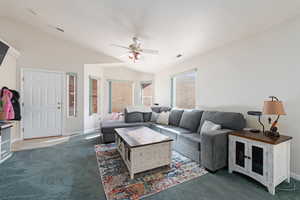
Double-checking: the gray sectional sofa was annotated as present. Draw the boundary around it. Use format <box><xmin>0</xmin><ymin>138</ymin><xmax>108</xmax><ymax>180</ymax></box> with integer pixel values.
<box><xmin>100</xmin><ymin>106</ymin><xmax>246</xmax><ymax>172</ymax></box>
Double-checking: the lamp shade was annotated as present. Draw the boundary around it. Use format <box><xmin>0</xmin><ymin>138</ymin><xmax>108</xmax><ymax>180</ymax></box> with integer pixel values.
<box><xmin>263</xmin><ymin>101</ymin><xmax>286</xmax><ymax>115</ymax></box>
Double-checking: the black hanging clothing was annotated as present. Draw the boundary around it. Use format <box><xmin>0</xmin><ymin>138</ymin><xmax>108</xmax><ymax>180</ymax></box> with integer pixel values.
<box><xmin>10</xmin><ymin>89</ymin><xmax>21</xmax><ymax>120</ymax></box>
<box><xmin>0</xmin><ymin>86</ymin><xmax>8</xmax><ymax>97</ymax></box>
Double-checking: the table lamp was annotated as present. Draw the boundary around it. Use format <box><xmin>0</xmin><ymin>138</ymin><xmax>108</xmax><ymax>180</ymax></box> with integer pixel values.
<box><xmin>247</xmin><ymin>111</ymin><xmax>265</xmax><ymax>133</ymax></box>
<box><xmin>262</xmin><ymin>96</ymin><xmax>286</xmax><ymax>137</ymax></box>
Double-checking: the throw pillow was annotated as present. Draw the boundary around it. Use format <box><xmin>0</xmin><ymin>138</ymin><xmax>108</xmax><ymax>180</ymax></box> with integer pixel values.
<box><xmin>143</xmin><ymin>112</ymin><xmax>152</xmax><ymax>122</ymax></box>
<box><xmin>156</xmin><ymin>111</ymin><xmax>170</xmax><ymax>125</ymax></box>
<box><xmin>124</xmin><ymin>109</ymin><xmax>144</xmax><ymax>123</ymax></box>
<box><xmin>150</xmin><ymin>112</ymin><xmax>159</xmax><ymax>122</ymax></box>
<box><xmin>179</xmin><ymin>110</ymin><xmax>203</xmax><ymax>132</ymax></box>
<box><xmin>200</xmin><ymin>120</ymin><xmax>221</xmax><ymax>136</ymax></box>
<box><xmin>160</xmin><ymin>106</ymin><xmax>171</xmax><ymax>112</ymax></box>
<box><xmin>151</xmin><ymin>107</ymin><xmax>161</xmax><ymax>113</ymax></box>
<box><xmin>169</xmin><ymin>109</ymin><xmax>184</xmax><ymax>126</ymax></box>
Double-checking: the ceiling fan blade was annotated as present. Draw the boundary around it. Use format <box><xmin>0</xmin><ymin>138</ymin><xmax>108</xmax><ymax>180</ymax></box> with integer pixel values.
<box><xmin>111</xmin><ymin>44</ymin><xmax>130</xmax><ymax>50</ymax></box>
<box><xmin>140</xmin><ymin>49</ymin><xmax>159</xmax><ymax>55</ymax></box>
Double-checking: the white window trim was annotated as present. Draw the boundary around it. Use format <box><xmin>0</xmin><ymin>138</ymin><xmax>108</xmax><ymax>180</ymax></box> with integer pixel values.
<box><xmin>140</xmin><ymin>81</ymin><xmax>153</xmax><ymax>106</ymax></box>
<box><xmin>171</xmin><ymin>69</ymin><xmax>197</xmax><ymax>109</ymax></box>
<box><xmin>67</xmin><ymin>72</ymin><xmax>78</xmax><ymax>118</ymax></box>
<box><xmin>89</xmin><ymin>76</ymin><xmax>101</xmax><ymax>116</ymax></box>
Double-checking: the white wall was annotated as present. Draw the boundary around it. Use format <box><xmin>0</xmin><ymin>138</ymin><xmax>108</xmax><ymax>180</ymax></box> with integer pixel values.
<box><xmin>0</xmin><ymin>38</ymin><xmax>20</xmax><ymax>142</ymax></box>
<box><xmin>155</xmin><ymin>16</ymin><xmax>300</xmax><ymax>178</ymax></box>
<box><xmin>0</xmin><ymin>18</ymin><xmax>119</xmax><ymax>139</ymax></box>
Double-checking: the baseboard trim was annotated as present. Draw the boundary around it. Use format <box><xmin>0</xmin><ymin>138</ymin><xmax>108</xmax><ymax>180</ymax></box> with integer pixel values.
<box><xmin>11</xmin><ymin>138</ymin><xmax>22</xmax><ymax>144</ymax></box>
<box><xmin>291</xmin><ymin>172</ymin><xmax>300</xmax><ymax>181</ymax></box>
<box><xmin>63</xmin><ymin>130</ymin><xmax>84</xmax><ymax>136</ymax></box>
<box><xmin>84</xmin><ymin>128</ymin><xmax>100</xmax><ymax>134</ymax></box>
<box><xmin>0</xmin><ymin>153</ymin><xmax>13</xmax><ymax>164</ymax></box>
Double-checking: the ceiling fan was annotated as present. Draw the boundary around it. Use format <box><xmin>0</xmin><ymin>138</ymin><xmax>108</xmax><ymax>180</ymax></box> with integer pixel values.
<box><xmin>111</xmin><ymin>37</ymin><xmax>159</xmax><ymax>62</ymax></box>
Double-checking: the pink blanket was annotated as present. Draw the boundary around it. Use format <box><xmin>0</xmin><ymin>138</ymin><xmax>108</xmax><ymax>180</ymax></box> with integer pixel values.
<box><xmin>2</xmin><ymin>89</ymin><xmax>15</xmax><ymax>120</ymax></box>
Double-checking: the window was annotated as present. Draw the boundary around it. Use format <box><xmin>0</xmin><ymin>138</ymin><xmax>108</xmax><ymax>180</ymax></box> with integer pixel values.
<box><xmin>67</xmin><ymin>73</ymin><xmax>77</xmax><ymax>117</ymax></box>
<box><xmin>171</xmin><ymin>70</ymin><xmax>196</xmax><ymax>109</ymax></box>
<box><xmin>141</xmin><ymin>81</ymin><xmax>153</xmax><ymax>106</ymax></box>
<box><xmin>89</xmin><ymin>77</ymin><xmax>100</xmax><ymax>115</ymax></box>
<box><xmin>109</xmin><ymin>80</ymin><xmax>134</xmax><ymax>113</ymax></box>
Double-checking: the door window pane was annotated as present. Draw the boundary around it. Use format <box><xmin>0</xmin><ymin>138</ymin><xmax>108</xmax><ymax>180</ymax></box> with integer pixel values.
<box><xmin>67</xmin><ymin>73</ymin><xmax>77</xmax><ymax>117</ymax></box>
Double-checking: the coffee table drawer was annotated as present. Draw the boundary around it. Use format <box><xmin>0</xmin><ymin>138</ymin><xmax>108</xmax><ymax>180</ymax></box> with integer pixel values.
<box><xmin>131</xmin><ymin>142</ymin><xmax>172</xmax><ymax>173</ymax></box>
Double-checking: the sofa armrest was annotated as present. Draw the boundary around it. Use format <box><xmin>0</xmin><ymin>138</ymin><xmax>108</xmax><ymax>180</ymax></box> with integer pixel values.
<box><xmin>201</xmin><ymin>129</ymin><xmax>233</xmax><ymax>172</ymax></box>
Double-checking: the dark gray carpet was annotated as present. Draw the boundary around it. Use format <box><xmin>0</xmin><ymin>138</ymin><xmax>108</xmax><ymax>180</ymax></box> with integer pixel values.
<box><xmin>0</xmin><ymin>133</ymin><xmax>299</xmax><ymax>200</ymax></box>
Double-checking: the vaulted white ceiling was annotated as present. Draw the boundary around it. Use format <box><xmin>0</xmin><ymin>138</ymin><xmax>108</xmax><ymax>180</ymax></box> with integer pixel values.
<box><xmin>1</xmin><ymin>0</ymin><xmax>300</xmax><ymax>73</ymax></box>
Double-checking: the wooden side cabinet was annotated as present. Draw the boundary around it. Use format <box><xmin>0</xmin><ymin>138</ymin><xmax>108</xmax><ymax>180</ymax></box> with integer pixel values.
<box><xmin>228</xmin><ymin>131</ymin><xmax>292</xmax><ymax>195</ymax></box>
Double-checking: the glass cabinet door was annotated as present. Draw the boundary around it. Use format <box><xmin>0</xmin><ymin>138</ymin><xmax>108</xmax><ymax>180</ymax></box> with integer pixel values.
<box><xmin>251</xmin><ymin>145</ymin><xmax>264</xmax><ymax>176</ymax></box>
<box><xmin>235</xmin><ymin>141</ymin><xmax>246</xmax><ymax>168</ymax></box>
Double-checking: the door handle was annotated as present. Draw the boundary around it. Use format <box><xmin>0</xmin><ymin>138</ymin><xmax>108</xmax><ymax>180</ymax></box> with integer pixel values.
<box><xmin>57</xmin><ymin>107</ymin><xmax>61</xmax><ymax>110</ymax></box>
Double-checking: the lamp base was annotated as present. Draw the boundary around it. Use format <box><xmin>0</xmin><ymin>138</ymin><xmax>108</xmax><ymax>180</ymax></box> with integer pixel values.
<box><xmin>265</xmin><ymin>131</ymin><xmax>280</xmax><ymax>138</ymax></box>
<box><xmin>249</xmin><ymin>129</ymin><xmax>260</xmax><ymax>133</ymax></box>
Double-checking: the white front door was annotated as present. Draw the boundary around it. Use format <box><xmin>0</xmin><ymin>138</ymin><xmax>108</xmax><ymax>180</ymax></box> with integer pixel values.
<box><xmin>23</xmin><ymin>69</ymin><xmax>63</xmax><ymax>139</ymax></box>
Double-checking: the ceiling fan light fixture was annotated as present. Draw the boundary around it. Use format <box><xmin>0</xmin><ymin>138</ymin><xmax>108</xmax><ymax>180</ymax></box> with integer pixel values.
<box><xmin>129</xmin><ymin>52</ymin><xmax>134</xmax><ymax>59</ymax></box>
<box><xmin>112</xmin><ymin>37</ymin><xmax>158</xmax><ymax>62</ymax></box>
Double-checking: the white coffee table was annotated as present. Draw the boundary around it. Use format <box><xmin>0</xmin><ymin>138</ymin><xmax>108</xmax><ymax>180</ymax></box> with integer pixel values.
<box><xmin>115</xmin><ymin>126</ymin><xmax>173</xmax><ymax>179</ymax></box>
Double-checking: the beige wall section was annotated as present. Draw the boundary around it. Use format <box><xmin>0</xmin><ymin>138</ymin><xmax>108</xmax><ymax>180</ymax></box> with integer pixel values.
<box><xmin>0</xmin><ymin>18</ymin><xmax>119</xmax><ymax>139</ymax></box>
<box><xmin>0</xmin><ymin>38</ymin><xmax>20</xmax><ymax>142</ymax></box>
<box><xmin>154</xmin><ymin>16</ymin><xmax>300</xmax><ymax>178</ymax></box>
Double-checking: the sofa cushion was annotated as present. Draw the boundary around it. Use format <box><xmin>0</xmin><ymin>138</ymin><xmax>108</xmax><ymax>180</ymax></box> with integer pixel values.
<box><xmin>125</xmin><ymin>112</ymin><xmax>144</xmax><ymax>123</ymax></box>
<box><xmin>150</xmin><ymin>112</ymin><xmax>159</xmax><ymax>122</ymax></box>
<box><xmin>158</xmin><ymin>125</ymin><xmax>191</xmax><ymax>135</ymax></box>
<box><xmin>169</xmin><ymin>109</ymin><xmax>184</xmax><ymax>126</ymax></box>
<box><xmin>179</xmin><ymin>133</ymin><xmax>201</xmax><ymax>143</ymax></box>
<box><xmin>101</xmin><ymin>120</ymin><xmax>149</xmax><ymax>134</ymax></box>
<box><xmin>151</xmin><ymin>106</ymin><xmax>161</xmax><ymax>113</ymax></box>
<box><xmin>156</xmin><ymin>111</ymin><xmax>170</xmax><ymax>125</ymax></box>
<box><xmin>200</xmin><ymin>120</ymin><xmax>221</xmax><ymax>136</ymax></box>
<box><xmin>179</xmin><ymin>110</ymin><xmax>203</xmax><ymax>132</ymax></box>
<box><xmin>160</xmin><ymin>106</ymin><xmax>172</xmax><ymax>112</ymax></box>
<box><xmin>198</xmin><ymin>111</ymin><xmax>246</xmax><ymax>132</ymax></box>
<box><xmin>176</xmin><ymin>133</ymin><xmax>201</xmax><ymax>162</ymax></box>
<box><xmin>143</xmin><ymin>112</ymin><xmax>152</xmax><ymax>122</ymax></box>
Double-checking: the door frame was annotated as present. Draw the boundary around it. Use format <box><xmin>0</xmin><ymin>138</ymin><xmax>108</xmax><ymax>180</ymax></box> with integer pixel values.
<box><xmin>20</xmin><ymin>68</ymin><xmax>65</xmax><ymax>140</ymax></box>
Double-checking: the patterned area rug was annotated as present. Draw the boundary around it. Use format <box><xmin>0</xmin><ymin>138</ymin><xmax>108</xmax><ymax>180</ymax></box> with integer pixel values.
<box><xmin>95</xmin><ymin>143</ymin><xmax>208</xmax><ymax>200</ymax></box>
